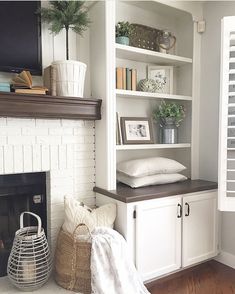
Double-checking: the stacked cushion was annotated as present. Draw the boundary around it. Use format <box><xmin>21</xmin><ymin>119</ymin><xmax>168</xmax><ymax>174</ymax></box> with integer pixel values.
<box><xmin>117</xmin><ymin>157</ymin><xmax>187</xmax><ymax>188</ymax></box>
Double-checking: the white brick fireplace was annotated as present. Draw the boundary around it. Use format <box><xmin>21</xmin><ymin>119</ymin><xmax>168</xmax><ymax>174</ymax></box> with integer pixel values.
<box><xmin>0</xmin><ymin>117</ymin><xmax>96</xmax><ymax>249</ymax></box>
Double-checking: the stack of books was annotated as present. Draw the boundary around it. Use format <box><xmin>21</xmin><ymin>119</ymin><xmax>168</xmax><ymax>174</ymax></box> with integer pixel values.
<box><xmin>12</xmin><ymin>71</ymin><xmax>48</xmax><ymax>95</ymax></box>
<box><xmin>116</xmin><ymin>67</ymin><xmax>137</xmax><ymax>91</ymax></box>
<box><xmin>43</xmin><ymin>66</ymin><xmax>56</xmax><ymax>96</ymax></box>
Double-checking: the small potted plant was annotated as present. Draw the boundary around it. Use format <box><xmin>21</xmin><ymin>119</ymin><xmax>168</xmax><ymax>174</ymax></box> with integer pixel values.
<box><xmin>38</xmin><ymin>1</ymin><xmax>90</xmax><ymax>97</ymax></box>
<box><xmin>153</xmin><ymin>101</ymin><xmax>185</xmax><ymax>144</ymax></box>
<box><xmin>116</xmin><ymin>21</ymin><xmax>134</xmax><ymax>46</ymax></box>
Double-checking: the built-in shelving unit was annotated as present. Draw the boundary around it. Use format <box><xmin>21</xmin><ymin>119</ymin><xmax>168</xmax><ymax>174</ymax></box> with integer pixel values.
<box><xmin>90</xmin><ymin>1</ymin><xmax>215</xmax><ymax>283</ymax></box>
<box><xmin>114</xmin><ymin>1</ymin><xmax>193</xmax><ymax>182</ymax></box>
<box><xmin>91</xmin><ymin>1</ymin><xmax>196</xmax><ymax>190</ymax></box>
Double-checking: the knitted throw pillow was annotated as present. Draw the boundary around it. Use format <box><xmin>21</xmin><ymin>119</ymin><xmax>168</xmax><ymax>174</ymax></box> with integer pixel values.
<box><xmin>62</xmin><ymin>196</ymin><xmax>116</xmax><ymax>234</ymax></box>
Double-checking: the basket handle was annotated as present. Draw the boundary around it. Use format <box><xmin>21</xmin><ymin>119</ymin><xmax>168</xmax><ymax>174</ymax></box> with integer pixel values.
<box><xmin>20</xmin><ymin>211</ymin><xmax>42</xmax><ymax>236</ymax></box>
<box><xmin>73</xmin><ymin>223</ymin><xmax>91</xmax><ymax>238</ymax></box>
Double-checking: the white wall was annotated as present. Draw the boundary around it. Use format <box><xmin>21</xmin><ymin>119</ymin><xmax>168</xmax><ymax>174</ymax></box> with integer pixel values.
<box><xmin>200</xmin><ymin>1</ymin><xmax>235</xmax><ymax>256</ymax></box>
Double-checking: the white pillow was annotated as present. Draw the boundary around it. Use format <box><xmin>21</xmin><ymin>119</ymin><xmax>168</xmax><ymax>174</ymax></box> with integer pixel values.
<box><xmin>117</xmin><ymin>172</ymin><xmax>187</xmax><ymax>188</ymax></box>
<box><xmin>62</xmin><ymin>196</ymin><xmax>116</xmax><ymax>234</ymax></box>
<box><xmin>117</xmin><ymin>157</ymin><xmax>186</xmax><ymax>177</ymax></box>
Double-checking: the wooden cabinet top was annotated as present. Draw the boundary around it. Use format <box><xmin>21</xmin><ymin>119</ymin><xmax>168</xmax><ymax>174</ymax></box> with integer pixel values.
<box><xmin>94</xmin><ymin>180</ymin><xmax>218</xmax><ymax>203</ymax></box>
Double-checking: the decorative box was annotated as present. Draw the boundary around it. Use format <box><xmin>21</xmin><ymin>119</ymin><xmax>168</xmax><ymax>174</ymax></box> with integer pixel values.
<box><xmin>0</xmin><ymin>83</ymin><xmax>10</xmax><ymax>92</ymax></box>
<box><xmin>130</xmin><ymin>23</ymin><xmax>161</xmax><ymax>52</ymax></box>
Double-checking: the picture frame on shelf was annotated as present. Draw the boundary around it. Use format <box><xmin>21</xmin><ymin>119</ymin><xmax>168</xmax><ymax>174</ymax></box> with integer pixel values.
<box><xmin>116</xmin><ymin>112</ymin><xmax>122</xmax><ymax>145</ymax></box>
<box><xmin>147</xmin><ymin>65</ymin><xmax>173</xmax><ymax>94</ymax></box>
<box><xmin>120</xmin><ymin>117</ymin><xmax>154</xmax><ymax>144</ymax></box>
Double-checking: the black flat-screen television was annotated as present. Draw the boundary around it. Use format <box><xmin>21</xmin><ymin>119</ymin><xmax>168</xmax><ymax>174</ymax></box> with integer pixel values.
<box><xmin>0</xmin><ymin>1</ymin><xmax>42</xmax><ymax>76</ymax></box>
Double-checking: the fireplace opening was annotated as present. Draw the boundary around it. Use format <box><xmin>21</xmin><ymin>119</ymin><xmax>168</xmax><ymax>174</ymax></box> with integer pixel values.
<box><xmin>0</xmin><ymin>172</ymin><xmax>47</xmax><ymax>277</ymax></box>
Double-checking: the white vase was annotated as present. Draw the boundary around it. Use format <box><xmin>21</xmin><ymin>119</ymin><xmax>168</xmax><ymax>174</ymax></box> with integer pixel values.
<box><xmin>52</xmin><ymin>60</ymin><xmax>87</xmax><ymax>97</ymax></box>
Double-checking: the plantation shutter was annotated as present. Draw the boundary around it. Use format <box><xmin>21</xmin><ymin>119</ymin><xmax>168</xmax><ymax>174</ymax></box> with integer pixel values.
<box><xmin>219</xmin><ymin>16</ymin><xmax>235</xmax><ymax>211</ymax></box>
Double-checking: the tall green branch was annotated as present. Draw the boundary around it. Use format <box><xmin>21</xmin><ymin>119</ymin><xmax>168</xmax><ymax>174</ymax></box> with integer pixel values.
<box><xmin>38</xmin><ymin>1</ymin><xmax>90</xmax><ymax>60</ymax></box>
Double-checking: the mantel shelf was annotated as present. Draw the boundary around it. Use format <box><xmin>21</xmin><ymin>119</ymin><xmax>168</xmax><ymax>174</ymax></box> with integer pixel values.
<box><xmin>0</xmin><ymin>92</ymin><xmax>102</xmax><ymax>120</ymax></box>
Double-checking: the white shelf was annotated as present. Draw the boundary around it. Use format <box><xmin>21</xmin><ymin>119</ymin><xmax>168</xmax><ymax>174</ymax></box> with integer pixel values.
<box><xmin>116</xmin><ymin>44</ymin><xmax>192</xmax><ymax>66</ymax></box>
<box><xmin>116</xmin><ymin>143</ymin><xmax>191</xmax><ymax>150</ymax></box>
<box><xmin>116</xmin><ymin>89</ymin><xmax>192</xmax><ymax>101</ymax></box>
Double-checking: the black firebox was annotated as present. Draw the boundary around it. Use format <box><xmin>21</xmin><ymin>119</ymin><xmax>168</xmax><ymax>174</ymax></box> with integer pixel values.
<box><xmin>0</xmin><ymin>172</ymin><xmax>47</xmax><ymax>277</ymax></box>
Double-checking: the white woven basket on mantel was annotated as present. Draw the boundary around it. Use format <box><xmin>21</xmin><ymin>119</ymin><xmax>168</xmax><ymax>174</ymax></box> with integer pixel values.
<box><xmin>7</xmin><ymin>212</ymin><xmax>52</xmax><ymax>291</ymax></box>
<box><xmin>52</xmin><ymin>60</ymin><xmax>87</xmax><ymax>97</ymax></box>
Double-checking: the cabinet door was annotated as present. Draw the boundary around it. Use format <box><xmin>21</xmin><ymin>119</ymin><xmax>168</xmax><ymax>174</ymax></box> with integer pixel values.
<box><xmin>182</xmin><ymin>191</ymin><xmax>218</xmax><ymax>267</ymax></box>
<box><xmin>135</xmin><ymin>197</ymin><xmax>182</xmax><ymax>281</ymax></box>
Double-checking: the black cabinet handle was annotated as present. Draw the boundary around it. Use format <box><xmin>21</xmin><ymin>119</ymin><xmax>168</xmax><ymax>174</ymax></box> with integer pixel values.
<box><xmin>185</xmin><ymin>202</ymin><xmax>190</xmax><ymax>216</ymax></box>
<box><xmin>177</xmin><ymin>203</ymin><xmax>182</xmax><ymax>218</ymax></box>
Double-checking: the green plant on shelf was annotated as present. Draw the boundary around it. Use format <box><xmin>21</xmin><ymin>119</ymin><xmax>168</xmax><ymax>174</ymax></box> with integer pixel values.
<box><xmin>153</xmin><ymin>100</ymin><xmax>185</xmax><ymax>127</ymax></box>
<box><xmin>116</xmin><ymin>21</ymin><xmax>134</xmax><ymax>38</ymax></box>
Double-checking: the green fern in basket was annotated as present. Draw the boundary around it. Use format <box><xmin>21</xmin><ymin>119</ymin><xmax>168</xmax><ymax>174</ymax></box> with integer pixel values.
<box><xmin>38</xmin><ymin>1</ymin><xmax>90</xmax><ymax>60</ymax></box>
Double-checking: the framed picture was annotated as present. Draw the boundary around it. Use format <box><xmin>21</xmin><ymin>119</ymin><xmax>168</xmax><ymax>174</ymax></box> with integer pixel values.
<box><xmin>147</xmin><ymin>66</ymin><xmax>173</xmax><ymax>94</ymax></box>
<box><xmin>120</xmin><ymin>117</ymin><xmax>154</xmax><ymax>144</ymax></box>
<box><xmin>116</xmin><ymin>112</ymin><xmax>122</xmax><ymax>145</ymax></box>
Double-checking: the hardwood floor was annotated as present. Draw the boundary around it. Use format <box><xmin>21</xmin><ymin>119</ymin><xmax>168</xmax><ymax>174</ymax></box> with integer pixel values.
<box><xmin>146</xmin><ymin>260</ymin><xmax>235</xmax><ymax>294</ymax></box>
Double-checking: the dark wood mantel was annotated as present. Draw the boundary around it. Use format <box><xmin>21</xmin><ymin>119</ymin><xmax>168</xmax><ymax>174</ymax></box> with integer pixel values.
<box><xmin>0</xmin><ymin>92</ymin><xmax>102</xmax><ymax>120</ymax></box>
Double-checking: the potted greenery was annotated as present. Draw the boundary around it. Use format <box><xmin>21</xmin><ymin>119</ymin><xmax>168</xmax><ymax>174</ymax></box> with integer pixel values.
<box><xmin>38</xmin><ymin>1</ymin><xmax>90</xmax><ymax>97</ymax></box>
<box><xmin>116</xmin><ymin>21</ymin><xmax>133</xmax><ymax>46</ymax></box>
<box><xmin>153</xmin><ymin>101</ymin><xmax>185</xmax><ymax>144</ymax></box>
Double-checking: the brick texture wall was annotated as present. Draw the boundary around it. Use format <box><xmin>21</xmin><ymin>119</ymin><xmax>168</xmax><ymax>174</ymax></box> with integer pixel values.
<box><xmin>0</xmin><ymin>117</ymin><xmax>95</xmax><ymax>248</ymax></box>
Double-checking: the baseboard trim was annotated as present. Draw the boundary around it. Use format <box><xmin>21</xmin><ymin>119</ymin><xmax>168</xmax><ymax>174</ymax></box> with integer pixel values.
<box><xmin>215</xmin><ymin>251</ymin><xmax>235</xmax><ymax>269</ymax></box>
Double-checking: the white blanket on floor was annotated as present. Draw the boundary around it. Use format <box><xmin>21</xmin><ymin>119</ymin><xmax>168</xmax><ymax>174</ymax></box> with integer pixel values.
<box><xmin>91</xmin><ymin>227</ymin><xmax>150</xmax><ymax>294</ymax></box>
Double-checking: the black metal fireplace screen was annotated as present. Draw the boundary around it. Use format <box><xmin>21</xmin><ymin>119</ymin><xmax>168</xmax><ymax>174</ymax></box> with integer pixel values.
<box><xmin>0</xmin><ymin>172</ymin><xmax>47</xmax><ymax>277</ymax></box>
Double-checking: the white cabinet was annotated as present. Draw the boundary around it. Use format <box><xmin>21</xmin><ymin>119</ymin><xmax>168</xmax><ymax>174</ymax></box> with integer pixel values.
<box><xmin>182</xmin><ymin>192</ymin><xmax>218</xmax><ymax>267</ymax></box>
<box><xmin>134</xmin><ymin>191</ymin><xmax>218</xmax><ymax>281</ymax></box>
<box><xmin>96</xmin><ymin>189</ymin><xmax>218</xmax><ymax>282</ymax></box>
<box><xmin>135</xmin><ymin>197</ymin><xmax>181</xmax><ymax>281</ymax></box>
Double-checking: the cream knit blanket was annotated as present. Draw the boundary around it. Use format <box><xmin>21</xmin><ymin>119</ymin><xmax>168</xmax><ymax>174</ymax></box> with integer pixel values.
<box><xmin>91</xmin><ymin>227</ymin><xmax>150</xmax><ymax>294</ymax></box>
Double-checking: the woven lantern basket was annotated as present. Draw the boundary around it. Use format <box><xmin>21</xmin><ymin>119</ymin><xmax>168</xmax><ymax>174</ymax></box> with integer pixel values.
<box><xmin>7</xmin><ymin>212</ymin><xmax>52</xmax><ymax>291</ymax></box>
<box><xmin>55</xmin><ymin>223</ymin><xmax>92</xmax><ymax>294</ymax></box>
